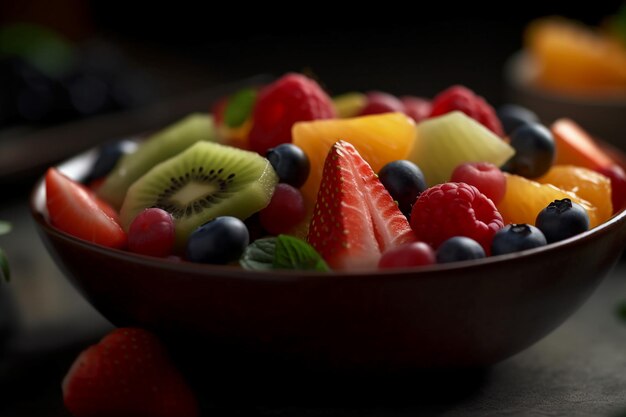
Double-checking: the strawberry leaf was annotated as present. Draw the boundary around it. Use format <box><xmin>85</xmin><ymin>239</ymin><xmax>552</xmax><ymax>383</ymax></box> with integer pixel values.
<box><xmin>224</xmin><ymin>88</ymin><xmax>257</xmax><ymax>128</ymax></box>
<box><xmin>274</xmin><ymin>235</ymin><xmax>329</xmax><ymax>272</ymax></box>
<box><xmin>239</xmin><ymin>235</ymin><xmax>329</xmax><ymax>272</ymax></box>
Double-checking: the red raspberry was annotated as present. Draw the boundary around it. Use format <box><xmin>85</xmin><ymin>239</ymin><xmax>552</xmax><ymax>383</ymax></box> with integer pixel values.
<box><xmin>410</xmin><ymin>182</ymin><xmax>504</xmax><ymax>253</ymax></box>
<box><xmin>429</xmin><ymin>85</ymin><xmax>504</xmax><ymax>136</ymax></box>
<box><xmin>248</xmin><ymin>73</ymin><xmax>335</xmax><ymax>154</ymax></box>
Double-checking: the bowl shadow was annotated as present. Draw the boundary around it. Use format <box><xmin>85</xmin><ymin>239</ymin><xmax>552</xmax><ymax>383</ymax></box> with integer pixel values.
<box><xmin>173</xmin><ymin>342</ymin><xmax>489</xmax><ymax>409</ymax></box>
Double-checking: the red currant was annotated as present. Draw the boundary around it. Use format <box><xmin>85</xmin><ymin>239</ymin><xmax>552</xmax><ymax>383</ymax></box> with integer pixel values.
<box><xmin>400</xmin><ymin>96</ymin><xmax>432</xmax><ymax>122</ymax></box>
<box><xmin>259</xmin><ymin>184</ymin><xmax>306</xmax><ymax>235</ymax></box>
<box><xmin>450</xmin><ymin>162</ymin><xmax>506</xmax><ymax>205</ymax></box>
<box><xmin>128</xmin><ymin>208</ymin><xmax>175</xmax><ymax>257</ymax></box>
<box><xmin>359</xmin><ymin>91</ymin><xmax>405</xmax><ymax>116</ymax></box>
<box><xmin>378</xmin><ymin>241</ymin><xmax>436</xmax><ymax>269</ymax></box>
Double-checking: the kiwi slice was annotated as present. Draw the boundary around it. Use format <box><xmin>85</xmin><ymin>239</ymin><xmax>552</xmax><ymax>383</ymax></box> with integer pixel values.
<box><xmin>120</xmin><ymin>141</ymin><xmax>278</xmax><ymax>250</ymax></box>
<box><xmin>97</xmin><ymin>113</ymin><xmax>217</xmax><ymax>209</ymax></box>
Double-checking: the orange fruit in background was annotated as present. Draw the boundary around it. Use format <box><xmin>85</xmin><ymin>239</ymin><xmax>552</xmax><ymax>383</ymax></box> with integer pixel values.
<box><xmin>293</xmin><ymin>112</ymin><xmax>416</xmax><ymax>207</ymax></box>
<box><xmin>536</xmin><ymin>165</ymin><xmax>613</xmax><ymax>224</ymax></box>
<box><xmin>497</xmin><ymin>173</ymin><xmax>600</xmax><ymax>228</ymax></box>
<box><xmin>525</xmin><ymin>18</ymin><xmax>626</xmax><ymax>94</ymax></box>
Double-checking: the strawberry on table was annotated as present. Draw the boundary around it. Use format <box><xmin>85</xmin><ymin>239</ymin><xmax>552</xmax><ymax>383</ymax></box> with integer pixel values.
<box><xmin>62</xmin><ymin>328</ymin><xmax>198</xmax><ymax>417</ymax></box>
<box><xmin>307</xmin><ymin>141</ymin><xmax>416</xmax><ymax>270</ymax></box>
<box><xmin>46</xmin><ymin>168</ymin><xmax>127</xmax><ymax>249</ymax></box>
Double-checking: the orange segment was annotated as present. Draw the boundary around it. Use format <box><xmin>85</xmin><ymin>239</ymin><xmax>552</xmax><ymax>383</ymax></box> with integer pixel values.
<box><xmin>293</xmin><ymin>112</ymin><xmax>416</xmax><ymax>206</ymax></box>
<box><xmin>497</xmin><ymin>173</ymin><xmax>600</xmax><ymax>228</ymax></box>
<box><xmin>536</xmin><ymin>165</ymin><xmax>612</xmax><ymax>224</ymax></box>
<box><xmin>525</xmin><ymin>17</ymin><xmax>626</xmax><ymax>94</ymax></box>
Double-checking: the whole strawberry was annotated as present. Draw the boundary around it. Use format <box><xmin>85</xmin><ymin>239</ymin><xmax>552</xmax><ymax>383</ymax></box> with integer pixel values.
<box><xmin>248</xmin><ymin>73</ymin><xmax>335</xmax><ymax>154</ymax></box>
<box><xmin>62</xmin><ymin>328</ymin><xmax>198</xmax><ymax>417</ymax></box>
<box><xmin>429</xmin><ymin>85</ymin><xmax>504</xmax><ymax>136</ymax></box>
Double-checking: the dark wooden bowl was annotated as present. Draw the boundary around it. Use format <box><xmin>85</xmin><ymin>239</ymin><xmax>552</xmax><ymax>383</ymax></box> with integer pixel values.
<box><xmin>30</xmin><ymin>148</ymin><xmax>626</xmax><ymax>373</ymax></box>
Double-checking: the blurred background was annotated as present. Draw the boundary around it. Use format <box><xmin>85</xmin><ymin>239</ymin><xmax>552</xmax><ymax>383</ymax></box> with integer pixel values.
<box><xmin>1</xmin><ymin>2</ymin><xmax>626</xmax><ymax>416</ymax></box>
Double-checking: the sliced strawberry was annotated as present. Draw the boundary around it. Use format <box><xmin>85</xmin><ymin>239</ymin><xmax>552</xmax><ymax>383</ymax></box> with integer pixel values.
<box><xmin>63</xmin><ymin>328</ymin><xmax>198</xmax><ymax>417</ymax></box>
<box><xmin>551</xmin><ymin>119</ymin><xmax>626</xmax><ymax>212</ymax></box>
<box><xmin>307</xmin><ymin>141</ymin><xmax>416</xmax><ymax>270</ymax></box>
<box><xmin>93</xmin><ymin>195</ymin><xmax>122</xmax><ymax>225</ymax></box>
<box><xmin>77</xmin><ymin>180</ymin><xmax>122</xmax><ymax>224</ymax></box>
<box><xmin>46</xmin><ymin>168</ymin><xmax>127</xmax><ymax>249</ymax></box>
<box><xmin>551</xmin><ymin>118</ymin><xmax>614</xmax><ymax>170</ymax></box>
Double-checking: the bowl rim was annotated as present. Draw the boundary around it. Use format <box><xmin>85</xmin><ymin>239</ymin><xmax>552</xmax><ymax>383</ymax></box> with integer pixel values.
<box><xmin>30</xmin><ymin>153</ymin><xmax>626</xmax><ymax>281</ymax></box>
<box><xmin>504</xmin><ymin>50</ymin><xmax>626</xmax><ymax>106</ymax></box>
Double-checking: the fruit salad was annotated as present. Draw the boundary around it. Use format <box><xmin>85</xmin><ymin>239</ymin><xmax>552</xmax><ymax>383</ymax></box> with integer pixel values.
<box><xmin>44</xmin><ymin>73</ymin><xmax>626</xmax><ymax>272</ymax></box>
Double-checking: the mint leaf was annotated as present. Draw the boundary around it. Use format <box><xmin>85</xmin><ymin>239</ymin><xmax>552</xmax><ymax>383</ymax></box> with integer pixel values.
<box><xmin>224</xmin><ymin>88</ymin><xmax>257</xmax><ymax>128</ymax></box>
<box><xmin>240</xmin><ymin>238</ymin><xmax>276</xmax><ymax>271</ymax></box>
<box><xmin>240</xmin><ymin>235</ymin><xmax>330</xmax><ymax>272</ymax></box>
<box><xmin>274</xmin><ymin>235</ymin><xmax>330</xmax><ymax>272</ymax></box>
<box><xmin>0</xmin><ymin>248</ymin><xmax>10</xmax><ymax>282</ymax></box>
<box><xmin>0</xmin><ymin>221</ymin><xmax>11</xmax><ymax>236</ymax></box>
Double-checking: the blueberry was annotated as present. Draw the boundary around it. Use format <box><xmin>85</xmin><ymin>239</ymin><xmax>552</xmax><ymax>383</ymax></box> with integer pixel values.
<box><xmin>535</xmin><ymin>198</ymin><xmax>589</xmax><ymax>243</ymax></box>
<box><xmin>378</xmin><ymin>160</ymin><xmax>427</xmax><ymax>217</ymax></box>
<box><xmin>67</xmin><ymin>73</ymin><xmax>113</xmax><ymax>116</ymax></box>
<box><xmin>87</xmin><ymin>139</ymin><xmax>138</xmax><ymax>182</ymax></box>
<box><xmin>497</xmin><ymin>104</ymin><xmax>539</xmax><ymax>136</ymax></box>
<box><xmin>502</xmin><ymin>123</ymin><xmax>555</xmax><ymax>178</ymax></box>
<box><xmin>436</xmin><ymin>236</ymin><xmax>486</xmax><ymax>263</ymax></box>
<box><xmin>491</xmin><ymin>224</ymin><xmax>547</xmax><ymax>256</ymax></box>
<box><xmin>266</xmin><ymin>143</ymin><xmax>310</xmax><ymax>188</ymax></box>
<box><xmin>186</xmin><ymin>216</ymin><xmax>249</xmax><ymax>264</ymax></box>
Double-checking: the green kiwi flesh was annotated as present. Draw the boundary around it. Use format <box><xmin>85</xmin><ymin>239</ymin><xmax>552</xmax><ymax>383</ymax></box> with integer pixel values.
<box><xmin>97</xmin><ymin>113</ymin><xmax>217</xmax><ymax>209</ymax></box>
<box><xmin>120</xmin><ymin>141</ymin><xmax>278</xmax><ymax>250</ymax></box>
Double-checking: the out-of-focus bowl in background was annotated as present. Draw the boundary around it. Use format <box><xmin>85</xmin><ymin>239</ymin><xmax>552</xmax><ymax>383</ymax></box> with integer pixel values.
<box><xmin>505</xmin><ymin>51</ymin><xmax>626</xmax><ymax>148</ymax></box>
